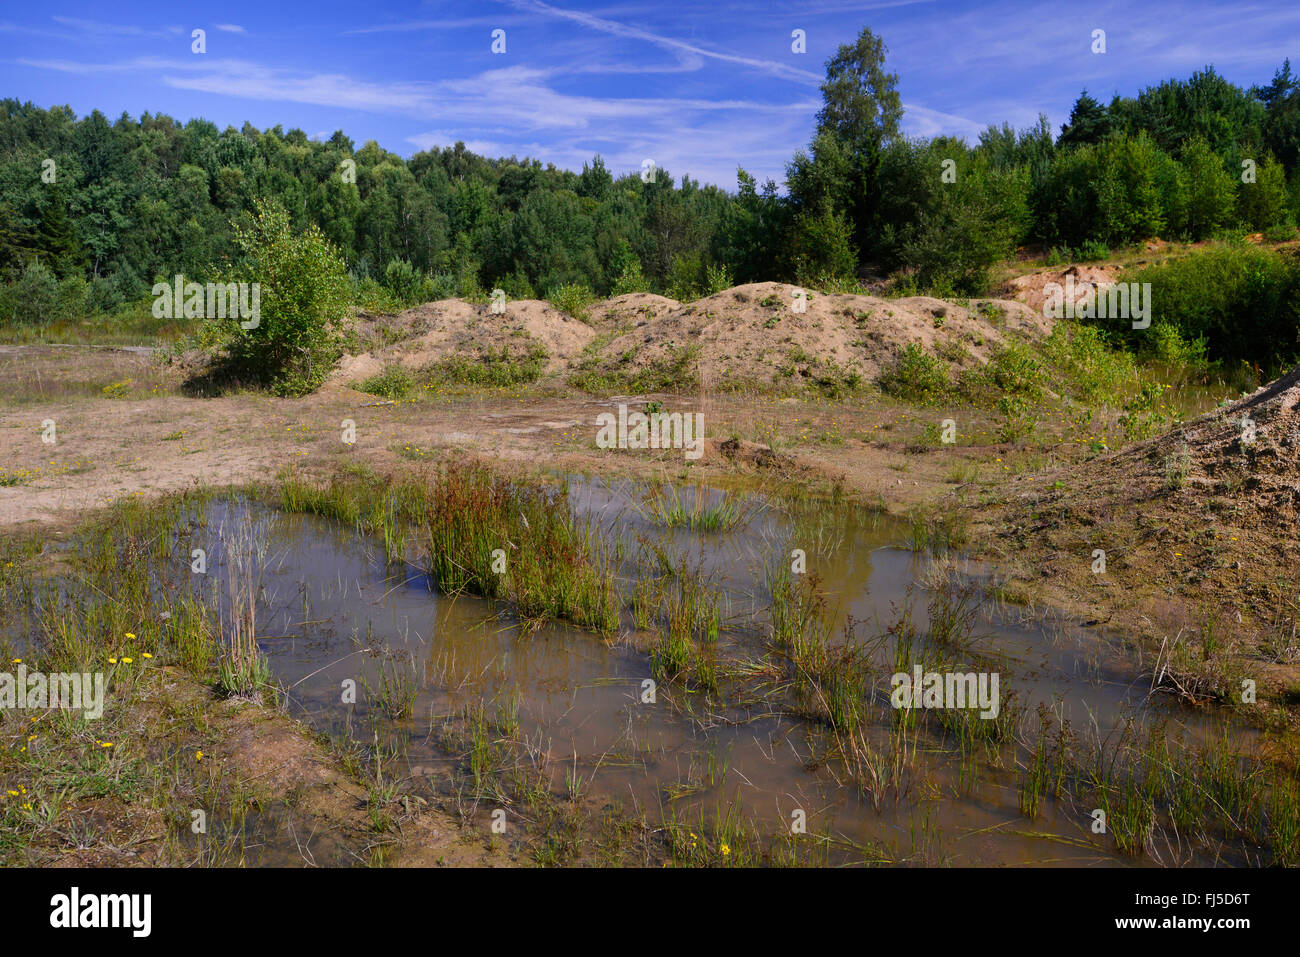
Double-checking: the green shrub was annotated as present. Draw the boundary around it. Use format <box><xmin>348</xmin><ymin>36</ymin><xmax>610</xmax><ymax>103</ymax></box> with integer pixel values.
<box><xmin>358</xmin><ymin>365</ymin><xmax>413</xmax><ymax>399</ymax></box>
<box><xmin>496</xmin><ymin>270</ymin><xmax>537</xmax><ymax>301</ymax></box>
<box><xmin>423</xmin><ymin>273</ymin><xmax>459</xmax><ymax>301</ymax></box>
<box><xmin>986</xmin><ymin>341</ymin><xmax>1047</xmax><ymax>399</ymax></box>
<box><xmin>207</xmin><ymin>198</ymin><xmax>351</xmax><ymax>396</ymax></box>
<box><xmin>1119</xmin><ymin>381</ymin><xmax>1175</xmax><ymax>441</ymax></box>
<box><xmin>610</xmin><ymin>258</ymin><xmax>650</xmax><ymax>296</ymax></box>
<box><xmin>383</xmin><ymin>259</ymin><xmax>421</xmax><ymax>305</ymax></box>
<box><xmin>547</xmin><ymin>282</ymin><xmax>595</xmax><ymax>322</ymax></box>
<box><xmin>568</xmin><ymin>344</ymin><xmax>701</xmax><ymax>394</ymax></box>
<box><xmin>665</xmin><ymin>252</ymin><xmax>705</xmax><ymax>302</ymax></box>
<box><xmin>996</xmin><ymin>394</ymin><xmax>1037</xmax><ymax>442</ymax></box>
<box><xmin>1123</xmin><ymin>244</ymin><xmax>1300</xmax><ymax>367</ymax></box>
<box><xmin>789</xmin><ymin>209</ymin><xmax>859</xmax><ymax>288</ymax></box>
<box><xmin>1077</xmin><ymin>239</ymin><xmax>1110</xmax><ymax>261</ymax></box>
<box><xmin>1041</xmin><ymin>323</ymin><xmax>1138</xmax><ymax>404</ymax></box>
<box><xmin>1</xmin><ymin>260</ymin><xmax>59</xmax><ymax>325</ymax></box>
<box><xmin>878</xmin><ymin>343</ymin><xmax>951</xmax><ymax>403</ymax></box>
<box><xmin>351</xmin><ymin>276</ymin><xmax>405</xmax><ymax>313</ymax></box>
<box><xmin>428</xmin><ymin>342</ymin><xmax>548</xmax><ymax>386</ymax></box>
<box><xmin>704</xmin><ymin>262</ymin><xmax>732</xmax><ymax>296</ymax></box>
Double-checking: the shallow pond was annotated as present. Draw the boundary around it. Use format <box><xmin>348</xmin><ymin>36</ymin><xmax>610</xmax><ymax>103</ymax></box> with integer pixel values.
<box><xmin>153</xmin><ymin>474</ymin><xmax>1259</xmax><ymax>866</ymax></box>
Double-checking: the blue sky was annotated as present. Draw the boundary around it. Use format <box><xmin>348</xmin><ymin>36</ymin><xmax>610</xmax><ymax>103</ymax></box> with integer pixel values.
<box><xmin>1</xmin><ymin>1</ymin><xmax>1295</xmax><ymax>190</ymax></box>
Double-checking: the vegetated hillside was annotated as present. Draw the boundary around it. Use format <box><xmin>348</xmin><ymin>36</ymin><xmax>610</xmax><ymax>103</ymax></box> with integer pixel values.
<box><xmin>332</xmin><ymin>282</ymin><xmax>1051</xmax><ymax>393</ymax></box>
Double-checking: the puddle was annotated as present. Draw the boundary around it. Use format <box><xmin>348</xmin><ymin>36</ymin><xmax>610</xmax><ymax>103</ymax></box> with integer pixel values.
<box><xmin>6</xmin><ymin>476</ymin><xmax>1266</xmax><ymax>865</ymax></box>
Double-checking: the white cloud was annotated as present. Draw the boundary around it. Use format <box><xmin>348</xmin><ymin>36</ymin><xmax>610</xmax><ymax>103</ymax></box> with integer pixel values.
<box><xmin>49</xmin><ymin>16</ymin><xmax>183</xmax><ymax>39</ymax></box>
<box><xmin>503</xmin><ymin>0</ymin><xmax>822</xmax><ymax>85</ymax></box>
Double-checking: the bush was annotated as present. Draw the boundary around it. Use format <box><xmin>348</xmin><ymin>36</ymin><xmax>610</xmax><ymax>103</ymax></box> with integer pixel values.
<box><xmin>351</xmin><ymin>276</ymin><xmax>405</xmax><ymax>313</ymax></box>
<box><xmin>383</xmin><ymin>259</ymin><xmax>421</xmax><ymax>305</ymax></box>
<box><xmin>427</xmin><ymin>342</ymin><xmax>548</xmax><ymax>386</ymax></box>
<box><xmin>665</xmin><ymin>252</ymin><xmax>705</xmax><ymax>302</ymax></box>
<box><xmin>1077</xmin><ymin>239</ymin><xmax>1110</xmax><ymax>261</ymax></box>
<box><xmin>996</xmin><ymin>394</ymin><xmax>1038</xmax><ymax>442</ymax></box>
<box><xmin>357</xmin><ymin>365</ymin><xmax>413</xmax><ymax>399</ymax></box>
<box><xmin>1123</xmin><ymin>244</ymin><xmax>1300</xmax><ymax>367</ymax></box>
<box><xmin>986</xmin><ymin>341</ymin><xmax>1048</xmax><ymax>399</ymax></box>
<box><xmin>704</xmin><ymin>262</ymin><xmax>732</xmax><ymax>296</ymax></box>
<box><xmin>496</xmin><ymin>269</ymin><xmax>537</xmax><ymax>301</ymax></box>
<box><xmin>1041</xmin><ymin>322</ymin><xmax>1137</xmax><ymax>404</ymax></box>
<box><xmin>567</xmin><ymin>344</ymin><xmax>701</xmax><ymax>394</ymax></box>
<box><xmin>423</xmin><ymin>273</ymin><xmax>458</xmax><ymax>301</ymax></box>
<box><xmin>2</xmin><ymin>260</ymin><xmax>59</xmax><ymax>325</ymax></box>
<box><xmin>611</xmin><ymin>257</ymin><xmax>651</xmax><ymax>296</ymax></box>
<box><xmin>788</xmin><ymin>209</ymin><xmax>858</xmax><ymax>287</ymax></box>
<box><xmin>208</xmin><ymin>198</ymin><xmax>351</xmax><ymax>396</ymax></box>
<box><xmin>547</xmin><ymin>282</ymin><xmax>595</xmax><ymax>322</ymax></box>
<box><xmin>878</xmin><ymin>343</ymin><xmax>951</xmax><ymax>403</ymax></box>
<box><xmin>1119</xmin><ymin>381</ymin><xmax>1175</xmax><ymax>441</ymax></box>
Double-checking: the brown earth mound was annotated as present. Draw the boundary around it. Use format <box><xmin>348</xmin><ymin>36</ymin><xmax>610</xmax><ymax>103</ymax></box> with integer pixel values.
<box><xmin>1130</xmin><ymin>365</ymin><xmax>1300</xmax><ymax>525</ymax></box>
<box><xmin>989</xmin><ymin>365</ymin><xmax>1300</xmax><ymax>662</ymax></box>
<box><xmin>1004</xmin><ymin>265</ymin><xmax>1119</xmax><ymax>314</ymax></box>
<box><xmin>336</xmin><ymin>282</ymin><xmax>1049</xmax><ymax>392</ymax></box>
<box><xmin>578</xmin><ymin>282</ymin><xmax>1047</xmax><ymax>388</ymax></box>
<box><xmin>585</xmin><ymin>292</ymin><xmax>681</xmax><ymax>325</ymax></box>
<box><xmin>335</xmin><ymin>298</ymin><xmax>597</xmax><ymax>384</ymax></box>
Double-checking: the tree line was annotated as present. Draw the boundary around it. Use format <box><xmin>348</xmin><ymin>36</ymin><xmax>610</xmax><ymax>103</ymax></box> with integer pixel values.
<box><xmin>2</xmin><ymin>28</ymin><xmax>1298</xmax><ymax>325</ymax></box>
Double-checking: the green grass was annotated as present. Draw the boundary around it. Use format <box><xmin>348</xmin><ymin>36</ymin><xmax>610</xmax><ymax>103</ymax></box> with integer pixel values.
<box><xmin>638</xmin><ymin>483</ymin><xmax>753</xmax><ymax>533</ymax></box>
<box><xmin>278</xmin><ymin>462</ymin><xmax>620</xmax><ymax>634</ymax></box>
<box><xmin>426</xmin><ymin>342</ymin><xmax>548</xmax><ymax>387</ymax></box>
<box><xmin>567</xmin><ymin>344</ymin><xmax>701</xmax><ymax>394</ymax></box>
<box><xmin>877</xmin><ymin>343</ymin><xmax>951</xmax><ymax>404</ymax></box>
<box><xmin>357</xmin><ymin>365</ymin><xmax>414</xmax><ymax>400</ymax></box>
<box><xmin>546</xmin><ymin>282</ymin><xmax>596</xmax><ymax>323</ymax></box>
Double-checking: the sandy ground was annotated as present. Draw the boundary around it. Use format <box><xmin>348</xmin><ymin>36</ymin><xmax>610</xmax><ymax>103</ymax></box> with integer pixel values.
<box><xmin>1</xmin><ymin>348</ymin><xmax>970</xmax><ymax>531</ymax></box>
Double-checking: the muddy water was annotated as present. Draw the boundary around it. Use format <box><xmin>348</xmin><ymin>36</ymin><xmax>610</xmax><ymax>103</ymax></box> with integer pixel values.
<box><xmin>187</xmin><ymin>483</ymin><xmax>1244</xmax><ymax>866</ymax></box>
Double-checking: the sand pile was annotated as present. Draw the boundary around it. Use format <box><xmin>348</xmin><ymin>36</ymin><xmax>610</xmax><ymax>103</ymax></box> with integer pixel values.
<box><xmin>333</xmin><ymin>282</ymin><xmax>1050</xmax><ymax>391</ymax></box>
<box><xmin>577</xmin><ymin>282</ymin><xmax>1047</xmax><ymax>387</ymax></box>
<box><xmin>1004</xmin><ymin>265</ymin><xmax>1119</xmax><ymax>314</ymax></box>
<box><xmin>335</xmin><ymin>298</ymin><xmax>597</xmax><ymax>383</ymax></box>
<box><xmin>1127</xmin><ymin>365</ymin><xmax>1300</xmax><ymax>525</ymax></box>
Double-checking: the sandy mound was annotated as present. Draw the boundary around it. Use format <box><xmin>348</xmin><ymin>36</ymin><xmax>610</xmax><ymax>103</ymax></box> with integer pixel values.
<box><xmin>1124</xmin><ymin>365</ymin><xmax>1300</xmax><ymax>524</ymax></box>
<box><xmin>1005</xmin><ymin>265</ymin><xmax>1119</xmax><ymax>315</ymax></box>
<box><xmin>334</xmin><ymin>282</ymin><xmax>1049</xmax><ymax>391</ymax></box>
<box><xmin>585</xmin><ymin>292</ymin><xmax>681</xmax><ymax>326</ymax></box>
<box><xmin>335</xmin><ymin>298</ymin><xmax>597</xmax><ymax>384</ymax></box>
<box><xmin>578</xmin><ymin>282</ymin><xmax>1049</xmax><ymax>387</ymax></box>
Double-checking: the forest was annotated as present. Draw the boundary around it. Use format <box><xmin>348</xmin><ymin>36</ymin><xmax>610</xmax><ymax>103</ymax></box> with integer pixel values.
<box><xmin>2</xmin><ymin>29</ymin><xmax>1299</xmax><ymax>322</ymax></box>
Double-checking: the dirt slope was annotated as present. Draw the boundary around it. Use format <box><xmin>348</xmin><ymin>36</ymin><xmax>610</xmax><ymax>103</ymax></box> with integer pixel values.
<box><xmin>986</xmin><ymin>365</ymin><xmax>1300</xmax><ymax>678</ymax></box>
